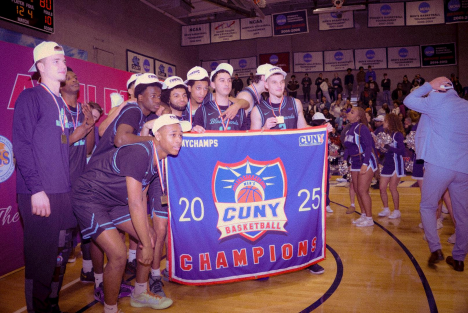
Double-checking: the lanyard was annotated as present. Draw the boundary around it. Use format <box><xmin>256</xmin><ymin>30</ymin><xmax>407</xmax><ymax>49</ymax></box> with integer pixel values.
<box><xmin>40</xmin><ymin>83</ymin><xmax>66</xmax><ymax>135</ymax></box>
<box><xmin>214</xmin><ymin>99</ymin><xmax>231</xmax><ymax>131</ymax></box>
<box><xmin>153</xmin><ymin>143</ymin><xmax>166</xmax><ymax>195</ymax></box>
<box><xmin>63</xmin><ymin>99</ymin><xmax>80</xmax><ymax>130</ymax></box>
<box><xmin>250</xmin><ymin>84</ymin><xmax>261</xmax><ymax>105</ymax></box>
<box><xmin>269</xmin><ymin>96</ymin><xmax>284</xmax><ymax>118</ymax></box>
<box><xmin>187</xmin><ymin>99</ymin><xmax>193</xmax><ymax>125</ymax></box>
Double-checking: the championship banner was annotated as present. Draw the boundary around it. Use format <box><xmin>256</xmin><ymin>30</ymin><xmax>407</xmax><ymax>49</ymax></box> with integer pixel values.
<box><xmin>240</xmin><ymin>16</ymin><xmax>273</xmax><ymax>39</ymax></box>
<box><xmin>201</xmin><ymin>60</ymin><xmax>229</xmax><ymax>74</ymax></box>
<box><xmin>166</xmin><ymin>128</ymin><xmax>327</xmax><ymax>285</ymax></box>
<box><xmin>211</xmin><ymin>19</ymin><xmax>241</xmax><ymax>43</ymax></box>
<box><xmin>324</xmin><ymin>49</ymin><xmax>355</xmax><ymax>72</ymax></box>
<box><xmin>445</xmin><ymin>0</ymin><xmax>468</xmax><ymax>23</ymax></box>
<box><xmin>126</xmin><ymin>50</ymin><xmax>155</xmax><ymax>74</ymax></box>
<box><xmin>319</xmin><ymin>11</ymin><xmax>354</xmax><ymax>30</ymax></box>
<box><xmin>155</xmin><ymin>59</ymin><xmax>176</xmax><ymax>81</ymax></box>
<box><xmin>406</xmin><ymin>0</ymin><xmax>445</xmax><ymax>25</ymax></box>
<box><xmin>272</xmin><ymin>10</ymin><xmax>309</xmax><ymax>36</ymax></box>
<box><xmin>230</xmin><ymin>57</ymin><xmax>257</xmax><ymax>77</ymax></box>
<box><xmin>259</xmin><ymin>52</ymin><xmax>290</xmax><ymax>72</ymax></box>
<box><xmin>368</xmin><ymin>3</ymin><xmax>405</xmax><ymax>27</ymax></box>
<box><xmin>354</xmin><ymin>48</ymin><xmax>388</xmax><ymax>69</ymax></box>
<box><xmin>387</xmin><ymin>46</ymin><xmax>421</xmax><ymax>68</ymax></box>
<box><xmin>181</xmin><ymin>23</ymin><xmax>210</xmax><ymax>46</ymax></box>
<box><xmin>421</xmin><ymin>43</ymin><xmax>457</xmax><ymax>67</ymax></box>
<box><xmin>293</xmin><ymin>52</ymin><xmax>324</xmax><ymax>73</ymax></box>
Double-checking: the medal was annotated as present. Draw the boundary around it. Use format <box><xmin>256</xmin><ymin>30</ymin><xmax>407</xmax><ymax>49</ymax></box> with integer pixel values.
<box><xmin>61</xmin><ymin>133</ymin><xmax>67</xmax><ymax>144</ymax></box>
<box><xmin>153</xmin><ymin>143</ymin><xmax>168</xmax><ymax>205</ymax></box>
<box><xmin>276</xmin><ymin>116</ymin><xmax>284</xmax><ymax>124</ymax></box>
<box><xmin>40</xmin><ymin>84</ymin><xmax>67</xmax><ymax>144</ymax></box>
<box><xmin>161</xmin><ymin>195</ymin><xmax>168</xmax><ymax>205</ymax></box>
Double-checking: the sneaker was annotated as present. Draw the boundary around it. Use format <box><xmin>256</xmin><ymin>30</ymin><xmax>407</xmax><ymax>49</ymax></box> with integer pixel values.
<box><xmin>326</xmin><ymin>205</ymin><xmax>333</xmax><ymax>213</ymax></box>
<box><xmin>441</xmin><ymin>204</ymin><xmax>449</xmax><ymax>214</ymax></box>
<box><xmin>336</xmin><ymin>178</ymin><xmax>347</xmax><ymax>182</ymax></box>
<box><xmin>125</xmin><ymin>259</ymin><xmax>137</xmax><ymax>275</ymax></box>
<box><xmin>161</xmin><ymin>268</ymin><xmax>169</xmax><ymax>282</ymax></box>
<box><xmin>130</xmin><ymin>289</ymin><xmax>173</xmax><ymax>310</ymax></box>
<box><xmin>352</xmin><ymin>213</ymin><xmax>366</xmax><ymax>224</ymax></box>
<box><xmin>356</xmin><ymin>218</ymin><xmax>374</xmax><ymax>227</ymax></box>
<box><xmin>307</xmin><ymin>264</ymin><xmax>325</xmax><ymax>275</ymax></box>
<box><xmin>94</xmin><ymin>283</ymin><xmax>104</xmax><ymax>303</ymax></box>
<box><xmin>448</xmin><ymin>233</ymin><xmax>456</xmax><ymax>244</ymax></box>
<box><xmin>437</xmin><ymin>218</ymin><xmax>443</xmax><ymax>230</ymax></box>
<box><xmin>378</xmin><ymin>207</ymin><xmax>390</xmax><ymax>217</ymax></box>
<box><xmin>119</xmin><ymin>281</ymin><xmax>134</xmax><ymax>299</ymax></box>
<box><xmin>80</xmin><ymin>269</ymin><xmax>94</xmax><ymax>284</ymax></box>
<box><xmin>388</xmin><ymin>210</ymin><xmax>401</xmax><ymax>219</ymax></box>
<box><xmin>148</xmin><ymin>275</ymin><xmax>166</xmax><ymax>297</ymax></box>
<box><xmin>346</xmin><ymin>204</ymin><xmax>355</xmax><ymax>214</ymax></box>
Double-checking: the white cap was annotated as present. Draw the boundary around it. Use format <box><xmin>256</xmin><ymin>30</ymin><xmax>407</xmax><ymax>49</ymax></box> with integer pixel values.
<box><xmin>152</xmin><ymin>114</ymin><xmax>192</xmax><ymax>133</ymax></box>
<box><xmin>163</xmin><ymin>76</ymin><xmax>187</xmax><ymax>90</ymax></box>
<box><xmin>210</xmin><ymin>63</ymin><xmax>233</xmax><ymax>81</ymax></box>
<box><xmin>29</xmin><ymin>41</ymin><xmax>65</xmax><ymax>72</ymax></box>
<box><xmin>134</xmin><ymin>73</ymin><xmax>162</xmax><ymax>89</ymax></box>
<box><xmin>256</xmin><ymin>64</ymin><xmax>273</xmax><ymax>76</ymax></box>
<box><xmin>185</xmin><ymin>66</ymin><xmax>209</xmax><ymax>84</ymax></box>
<box><xmin>126</xmin><ymin>73</ymin><xmax>142</xmax><ymax>89</ymax></box>
<box><xmin>374</xmin><ymin>115</ymin><xmax>384</xmax><ymax>122</ymax></box>
<box><xmin>110</xmin><ymin>93</ymin><xmax>124</xmax><ymax>108</ymax></box>
<box><xmin>264</xmin><ymin>66</ymin><xmax>287</xmax><ymax>81</ymax></box>
<box><xmin>312</xmin><ymin>112</ymin><xmax>330</xmax><ymax>122</ymax></box>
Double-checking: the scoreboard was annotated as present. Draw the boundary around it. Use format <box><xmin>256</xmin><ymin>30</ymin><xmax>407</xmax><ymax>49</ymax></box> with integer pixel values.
<box><xmin>1</xmin><ymin>0</ymin><xmax>54</xmax><ymax>34</ymax></box>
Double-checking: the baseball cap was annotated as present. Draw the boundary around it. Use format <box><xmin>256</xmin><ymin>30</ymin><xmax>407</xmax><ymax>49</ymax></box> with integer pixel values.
<box><xmin>126</xmin><ymin>73</ymin><xmax>142</xmax><ymax>89</ymax></box>
<box><xmin>163</xmin><ymin>76</ymin><xmax>187</xmax><ymax>90</ymax></box>
<box><xmin>374</xmin><ymin>115</ymin><xmax>384</xmax><ymax>122</ymax></box>
<box><xmin>264</xmin><ymin>66</ymin><xmax>287</xmax><ymax>80</ymax></box>
<box><xmin>134</xmin><ymin>73</ymin><xmax>162</xmax><ymax>89</ymax></box>
<box><xmin>256</xmin><ymin>64</ymin><xmax>273</xmax><ymax>76</ymax></box>
<box><xmin>210</xmin><ymin>63</ymin><xmax>233</xmax><ymax>81</ymax></box>
<box><xmin>185</xmin><ymin>66</ymin><xmax>209</xmax><ymax>84</ymax></box>
<box><xmin>29</xmin><ymin>41</ymin><xmax>65</xmax><ymax>72</ymax></box>
<box><xmin>312</xmin><ymin>112</ymin><xmax>330</xmax><ymax>122</ymax></box>
<box><xmin>152</xmin><ymin>114</ymin><xmax>192</xmax><ymax>133</ymax></box>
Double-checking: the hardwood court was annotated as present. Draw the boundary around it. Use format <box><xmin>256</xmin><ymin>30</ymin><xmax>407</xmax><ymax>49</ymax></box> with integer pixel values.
<box><xmin>1</xmin><ymin>176</ymin><xmax>467</xmax><ymax>313</ymax></box>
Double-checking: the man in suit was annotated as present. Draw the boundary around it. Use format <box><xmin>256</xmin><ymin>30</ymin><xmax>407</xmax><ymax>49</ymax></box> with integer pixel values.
<box><xmin>404</xmin><ymin>77</ymin><xmax>468</xmax><ymax>272</ymax></box>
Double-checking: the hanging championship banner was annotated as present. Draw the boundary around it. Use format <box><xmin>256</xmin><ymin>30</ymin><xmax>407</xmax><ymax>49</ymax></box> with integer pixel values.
<box><xmin>354</xmin><ymin>48</ymin><xmax>388</xmax><ymax>69</ymax></box>
<box><xmin>241</xmin><ymin>16</ymin><xmax>273</xmax><ymax>39</ymax></box>
<box><xmin>155</xmin><ymin>59</ymin><xmax>176</xmax><ymax>81</ymax></box>
<box><xmin>368</xmin><ymin>3</ymin><xmax>405</xmax><ymax>27</ymax></box>
<box><xmin>230</xmin><ymin>57</ymin><xmax>257</xmax><ymax>77</ymax></box>
<box><xmin>272</xmin><ymin>10</ymin><xmax>309</xmax><ymax>36</ymax></box>
<box><xmin>181</xmin><ymin>23</ymin><xmax>210</xmax><ymax>46</ymax></box>
<box><xmin>126</xmin><ymin>50</ymin><xmax>155</xmax><ymax>74</ymax></box>
<box><xmin>445</xmin><ymin>0</ymin><xmax>468</xmax><ymax>23</ymax></box>
<box><xmin>211</xmin><ymin>19</ymin><xmax>241</xmax><ymax>43</ymax></box>
<box><xmin>387</xmin><ymin>46</ymin><xmax>421</xmax><ymax>68</ymax></box>
<box><xmin>293</xmin><ymin>52</ymin><xmax>324</xmax><ymax>73</ymax></box>
<box><xmin>166</xmin><ymin>128</ymin><xmax>328</xmax><ymax>285</ymax></box>
<box><xmin>319</xmin><ymin>11</ymin><xmax>354</xmax><ymax>30</ymax></box>
<box><xmin>421</xmin><ymin>43</ymin><xmax>457</xmax><ymax>67</ymax></box>
<box><xmin>201</xmin><ymin>60</ymin><xmax>229</xmax><ymax>75</ymax></box>
<box><xmin>406</xmin><ymin>0</ymin><xmax>445</xmax><ymax>25</ymax></box>
<box><xmin>324</xmin><ymin>49</ymin><xmax>354</xmax><ymax>72</ymax></box>
<box><xmin>259</xmin><ymin>52</ymin><xmax>290</xmax><ymax>72</ymax></box>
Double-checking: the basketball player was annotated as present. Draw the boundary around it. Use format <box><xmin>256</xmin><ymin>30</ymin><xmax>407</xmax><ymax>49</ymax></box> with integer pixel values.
<box><xmin>162</xmin><ymin>76</ymin><xmax>190</xmax><ymax>121</ymax></box>
<box><xmin>73</xmin><ymin>114</ymin><xmax>190</xmax><ymax>312</ymax></box>
<box><xmin>250</xmin><ymin>66</ymin><xmax>308</xmax><ymax>130</ymax></box>
<box><xmin>13</xmin><ymin>41</ymin><xmax>77</xmax><ymax>312</ymax></box>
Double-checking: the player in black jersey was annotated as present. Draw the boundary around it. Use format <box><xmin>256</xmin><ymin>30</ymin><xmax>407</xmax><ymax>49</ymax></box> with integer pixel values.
<box><xmin>250</xmin><ymin>66</ymin><xmax>308</xmax><ymax>130</ymax></box>
<box><xmin>162</xmin><ymin>76</ymin><xmax>190</xmax><ymax>121</ymax></box>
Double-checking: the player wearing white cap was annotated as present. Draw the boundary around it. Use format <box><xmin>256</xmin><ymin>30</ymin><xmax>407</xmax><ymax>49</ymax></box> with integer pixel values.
<box><xmin>162</xmin><ymin>76</ymin><xmax>190</xmax><ymax>121</ymax></box>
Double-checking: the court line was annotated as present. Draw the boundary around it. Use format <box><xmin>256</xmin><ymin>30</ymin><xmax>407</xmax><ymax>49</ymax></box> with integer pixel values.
<box><xmin>331</xmin><ymin>200</ymin><xmax>438</xmax><ymax>313</ymax></box>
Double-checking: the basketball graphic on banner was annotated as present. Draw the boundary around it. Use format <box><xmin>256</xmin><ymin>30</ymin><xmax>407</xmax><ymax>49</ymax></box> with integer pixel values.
<box><xmin>236</xmin><ymin>182</ymin><xmax>264</xmax><ymax>203</ymax></box>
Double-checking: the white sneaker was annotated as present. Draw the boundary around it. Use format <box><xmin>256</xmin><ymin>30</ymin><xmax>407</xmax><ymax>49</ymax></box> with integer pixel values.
<box><xmin>441</xmin><ymin>204</ymin><xmax>449</xmax><ymax>214</ymax></box>
<box><xmin>352</xmin><ymin>213</ymin><xmax>366</xmax><ymax>224</ymax></box>
<box><xmin>437</xmin><ymin>218</ymin><xmax>443</xmax><ymax>229</ymax></box>
<box><xmin>448</xmin><ymin>233</ymin><xmax>456</xmax><ymax>244</ymax></box>
<box><xmin>131</xmin><ymin>289</ymin><xmax>173</xmax><ymax>310</ymax></box>
<box><xmin>378</xmin><ymin>207</ymin><xmax>390</xmax><ymax>217</ymax></box>
<box><xmin>326</xmin><ymin>205</ymin><xmax>333</xmax><ymax>213</ymax></box>
<box><xmin>388</xmin><ymin>210</ymin><xmax>401</xmax><ymax>219</ymax></box>
<box><xmin>336</xmin><ymin>178</ymin><xmax>347</xmax><ymax>182</ymax></box>
<box><xmin>356</xmin><ymin>217</ymin><xmax>374</xmax><ymax>227</ymax></box>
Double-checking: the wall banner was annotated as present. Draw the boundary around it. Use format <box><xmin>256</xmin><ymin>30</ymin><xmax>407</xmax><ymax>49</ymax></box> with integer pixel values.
<box><xmin>293</xmin><ymin>52</ymin><xmax>324</xmax><ymax>73</ymax></box>
<box><xmin>272</xmin><ymin>10</ymin><xmax>309</xmax><ymax>36</ymax></box>
<box><xmin>421</xmin><ymin>43</ymin><xmax>457</xmax><ymax>67</ymax></box>
<box><xmin>166</xmin><ymin>128</ymin><xmax>327</xmax><ymax>285</ymax></box>
<box><xmin>354</xmin><ymin>48</ymin><xmax>388</xmax><ymax>69</ymax></box>
<box><xmin>211</xmin><ymin>19</ymin><xmax>241</xmax><ymax>43</ymax></box>
<box><xmin>387</xmin><ymin>46</ymin><xmax>421</xmax><ymax>68</ymax></box>
<box><xmin>155</xmin><ymin>60</ymin><xmax>176</xmax><ymax>81</ymax></box>
<box><xmin>324</xmin><ymin>50</ymin><xmax>355</xmax><ymax>72</ymax></box>
<box><xmin>201</xmin><ymin>60</ymin><xmax>230</xmax><ymax>75</ymax></box>
<box><xmin>445</xmin><ymin>0</ymin><xmax>468</xmax><ymax>23</ymax></box>
<box><xmin>181</xmin><ymin>23</ymin><xmax>210</xmax><ymax>46</ymax></box>
<box><xmin>126</xmin><ymin>50</ymin><xmax>155</xmax><ymax>74</ymax></box>
<box><xmin>319</xmin><ymin>11</ymin><xmax>354</xmax><ymax>30</ymax></box>
<box><xmin>259</xmin><ymin>52</ymin><xmax>290</xmax><ymax>72</ymax></box>
<box><xmin>406</xmin><ymin>0</ymin><xmax>445</xmax><ymax>25</ymax></box>
<box><xmin>230</xmin><ymin>57</ymin><xmax>257</xmax><ymax>77</ymax></box>
<box><xmin>368</xmin><ymin>3</ymin><xmax>405</xmax><ymax>27</ymax></box>
<box><xmin>240</xmin><ymin>16</ymin><xmax>273</xmax><ymax>39</ymax></box>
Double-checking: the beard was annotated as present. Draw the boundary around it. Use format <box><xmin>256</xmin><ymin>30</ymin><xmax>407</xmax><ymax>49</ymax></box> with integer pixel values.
<box><xmin>170</xmin><ymin>101</ymin><xmax>187</xmax><ymax>112</ymax></box>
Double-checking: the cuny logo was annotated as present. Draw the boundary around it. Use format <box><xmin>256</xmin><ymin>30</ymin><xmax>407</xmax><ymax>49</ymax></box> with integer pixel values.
<box><xmin>303</xmin><ymin>53</ymin><xmax>312</xmax><ymax>63</ymax></box>
<box><xmin>299</xmin><ymin>134</ymin><xmax>325</xmax><ymax>146</ymax></box>
<box><xmin>239</xmin><ymin>59</ymin><xmax>247</xmax><ymax>68</ymax></box>
<box><xmin>380</xmin><ymin>4</ymin><xmax>392</xmax><ymax>15</ymax></box>
<box><xmin>211</xmin><ymin>62</ymin><xmax>219</xmax><ymax>70</ymax></box>
<box><xmin>212</xmin><ymin>157</ymin><xmax>288</xmax><ymax>242</ymax></box>
<box><xmin>0</xmin><ymin>136</ymin><xmax>14</xmax><ymax>183</ymax></box>
<box><xmin>143</xmin><ymin>59</ymin><xmax>150</xmax><ymax>72</ymax></box>
<box><xmin>448</xmin><ymin>0</ymin><xmax>461</xmax><ymax>12</ymax></box>
<box><xmin>276</xmin><ymin>15</ymin><xmax>287</xmax><ymax>25</ymax></box>
<box><xmin>366</xmin><ymin>50</ymin><xmax>375</xmax><ymax>60</ymax></box>
<box><xmin>419</xmin><ymin>2</ymin><xmax>430</xmax><ymax>13</ymax></box>
<box><xmin>168</xmin><ymin>67</ymin><xmax>174</xmax><ymax>76</ymax></box>
<box><xmin>269</xmin><ymin>54</ymin><xmax>279</xmax><ymax>64</ymax></box>
<box><xmin>399</xmin><ymin>48</ymin><xmax>409</xmax><ymax>58</ymax></box>
<box><xmin>424</xmin><ymin>46</ymin><xmax>435</xmax><ymax>56</ymax></box>
<box><xmin>334</xmin><ymin>51</ymin><xmax>344</xmax><ymax>61</ymax></box>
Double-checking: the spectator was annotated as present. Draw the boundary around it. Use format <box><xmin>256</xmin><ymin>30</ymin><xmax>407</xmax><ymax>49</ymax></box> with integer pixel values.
<box><xmin>357</xmin><ymin>66</ymin><xmax>366</xmax><ymax>100</ymax></box>
<box><xmin>392</xmin><ymin>83</ymin><xmax>405</xmax><ymax>102</ymax></box>
<box><xmin>332</xmin><ymin>73</ymin><xmax>343</xmax><ymax>101</ymax></box>
<box><xmin>378</xmin><ymin>103</ymin><xmax>390</xmax><ymax>116</ymax></box>
<box><xmin>321</xmin><ymin>78</ymin><xmax>331</xmax><ymax>103</ymax></box>
<box><xmin>401</xmin><ymin>75</ymin><xmax>412</xmax><ymax>96</ymax></box>
<box><xmin>412</xmin><ymin>74</ymin><xmax>425</xmax><ymax>87</ymax></box>
<box><xmin>330</xmin><ymin>93</ymin><xmax>344</xmax><ymax>118</ymax></box>
<box><xmin>287</xmin><ymin>75</ymin><xmax>300</xmax><ymax>98</ymax></box>
<box><xmin>381</xmin><ymin>73</ymin><xmax>391</xmax><ymax>106</ymax></box>
<box><xmin>315</xmin><ymin>73</ymin><xmax>324</xmax><ymax>100</ymax></box>
<box><xmin>391</xmin><ymin>100</ymin><xmax>401</xmax><ymax>115</ymax></box>
<box><xmin>231</xmin><ymin>74</ymin><xmax>244</xmax><ymax>96</ymax></box>
<box><xmin>365</xmin><ymin>65</ymin><xmax>376</xmax><ymax>83</ymax></box>
<box><xmin>344</xmin><ymin>68</ymin><xmax>354</xmax><ymax>98</ymax></box>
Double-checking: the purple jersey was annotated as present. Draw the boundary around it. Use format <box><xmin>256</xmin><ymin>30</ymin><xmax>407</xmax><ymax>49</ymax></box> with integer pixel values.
<box><xmin>256</xmin><ymin>96</ymin><xmax>298</xmax><ymax>130</ymax></box>
<box><xmin>193</xmin><ymin>100</ymin><xmax>247</xmax><ymax>131</ymax></box>
<box><xmin>64</xmin><ymin>103</ymin><xmax>88</xmax><ymax>186</ymax></box>
<box><xmin>343</xmin><ymin>122</ymin><xmax>377</xmax><ymax>166</ymax></box>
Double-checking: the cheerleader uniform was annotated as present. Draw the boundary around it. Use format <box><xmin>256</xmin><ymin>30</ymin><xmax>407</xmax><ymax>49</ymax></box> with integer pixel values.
<box><xmin>410</xmin><ymin>123</ymin><xmax>424</xmax><ymax>180</ymax></box>
<box><xmin>380</xmin><ymin>132</ymin><xmax>405</xmax><ymax>177</ymax></box>
<box><xmin>343</xmin><ymin>122</ymin><xmax>378</xmax><ymax>172</ymax></box>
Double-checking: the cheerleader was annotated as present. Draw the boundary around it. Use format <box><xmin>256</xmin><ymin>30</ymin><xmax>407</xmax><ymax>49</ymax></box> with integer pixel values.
<box><xmin>377</xmin><ymin>114</ymin><xmax>405</xmax><ymax>218</ymax></box>
<box><xmin>343</xmin><ymin>107</ymin><xmax>378</xmax><ymax>227</ymax></box>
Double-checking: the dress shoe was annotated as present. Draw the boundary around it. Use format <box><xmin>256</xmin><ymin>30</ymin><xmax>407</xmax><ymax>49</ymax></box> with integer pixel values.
<box><xmin>428</xmin><ymin>249</ymin><xmax>444</xmax><ymax>265</ymax></box>
<box><xmin>446</xmin><ymin>256</ymin><xmax>464</xmax><ymax>272</ymax></box>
